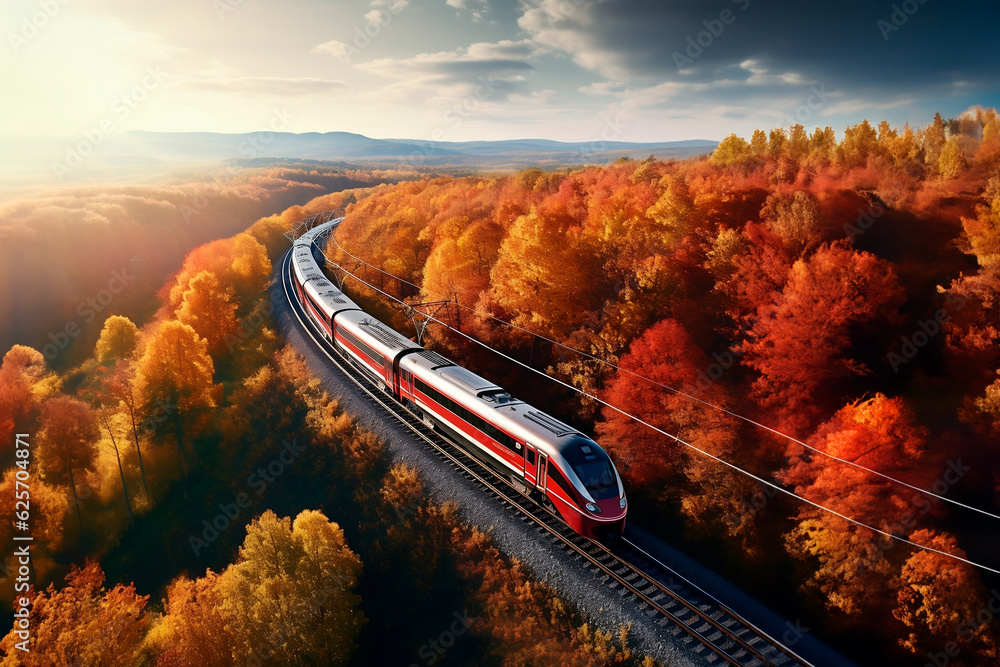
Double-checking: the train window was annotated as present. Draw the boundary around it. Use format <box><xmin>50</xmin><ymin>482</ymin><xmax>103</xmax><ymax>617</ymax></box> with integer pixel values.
<box><xmin>563</xmin><ymin>438</ymin><xmax>618</xmax><ymax>500</ymax></box>
<box><xmin>338</xmin><ymin>329</ymin><xmax>385</xmax><ymax>371</ymax></box>
<box><xmin>526</xmin><ymin>448</ymin><xmax>536</xmax><ymax>465</ymax></box>
<box><xmin>415</xmin><ymin>379</ymin><xmax>521</xmax><ymax>454</ymax></box>
<box><xmin>573</xmin><ymin>459</ymin><xmax>616</xmax><ymax>499</ymax></box>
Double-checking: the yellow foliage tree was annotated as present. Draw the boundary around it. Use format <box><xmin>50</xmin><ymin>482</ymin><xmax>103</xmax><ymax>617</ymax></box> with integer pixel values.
<box><xmin>94</xmin><ymin>315</ymin><xmax>138</xmax><ymax>363</ymax></box>
<box><xmin>144</xmin><ymin>571</ymin><xmax>235</xmax><ymax>667</ymax></box>
<box><xmin>489</xmin><ymin>209</ymin><xmax>605</xmax><ymax>340</ymax></box>
<box><xmin>134</xmin><ymin>321</ymin><xmax>218</xmax><ymax>478</ymax></box>
<box><xmin>760</xmin><ymin>190</ymin><xmax>820</xmax><ymax>253</ymax></box>
<box><xmin>938</xmin><ymin>136</ymin><xmax>968</xmax><ymax>180</ymax></box>
<box><xmin>216</xmin><ymin>510</ymin><xmax>365</xmax><ymax>666</ymax></box>
<box><xmin>0</xmin><ymin>468</ymin><xmax>67</xmax><ymax>551</ymax></box>
<box><xmin>961</xmin><ymin>175</ymin><xmax>1000</xmax><ymax>269</ymax></box>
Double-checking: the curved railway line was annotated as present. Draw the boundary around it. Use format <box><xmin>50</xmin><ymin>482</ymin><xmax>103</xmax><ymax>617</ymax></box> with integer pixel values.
<box><xmin>279</xmin><ymin>234</ymin><xmax>815</xmax><ymax>667</ymax></box>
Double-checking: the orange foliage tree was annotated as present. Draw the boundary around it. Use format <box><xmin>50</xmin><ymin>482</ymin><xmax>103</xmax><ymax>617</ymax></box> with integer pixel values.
<box><xmin>780</xmin><ymin>395</ymin><xmax>931</xmax><ymax>618</ymax></box>
<box><xmin>36</xmin><ymin>397</ymin><xmax>99</xmax><ymax>536</ymax></box>
<box><xmin>146</xmin><ymin>571</ymin><xmax>236</xmax><ymax>667</ymax></box>
<box><xmin>0</xmin><ymin>346</ymin><xmax>59</xmax><ymax>451</ymax></box>
<box><xmin>0</xmin><ymin>468</ymin><xmax>67</xmax><ymax>551</ymax></box>
<box><xmin>175</xmin><ymin>271</ymin><xmax>238</xmax><ymax>354</ymax></box>
<box><xmin>0</xmin><ymin>562</ymin><xmax>149</xmax><ymax>666</ymax></box>
<box><xmin>894</xmin><ymin>529</ymin><xmax>1000</xmax><ymax>662</ymax></box>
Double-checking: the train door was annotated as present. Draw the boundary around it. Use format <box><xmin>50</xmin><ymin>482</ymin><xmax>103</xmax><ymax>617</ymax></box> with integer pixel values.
<box><xmin>536</xmin><ymin>452</ymin><xmax>549</xmax><ymax>492</ymax></box>
<box><xmin>374</xmin><ymin>355</ymin><xmax>391</xmax><ymax>392</ymax></box>
<box><xmin>524</xmin><ymin>443</ymin><xmax>538</xmax><ymax>486</ymax></box>
<box><xmin>397</xmin><ymin>367</ymin><xmax>414</xmax><ymax>402</ymax></box>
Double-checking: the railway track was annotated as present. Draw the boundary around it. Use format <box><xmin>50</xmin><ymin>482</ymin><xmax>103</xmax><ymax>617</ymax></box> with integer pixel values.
<box><xmin>279</xmin><ymin>245</ymin><xmax>813</xmax><ymax>667</ymax></box>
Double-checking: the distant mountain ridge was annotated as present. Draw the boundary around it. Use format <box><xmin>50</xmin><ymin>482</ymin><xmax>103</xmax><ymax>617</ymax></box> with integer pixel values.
<box><xmin>109</xmin><ymin>131</ymin><xmax>717</xmax><ymax>166</ymax></box>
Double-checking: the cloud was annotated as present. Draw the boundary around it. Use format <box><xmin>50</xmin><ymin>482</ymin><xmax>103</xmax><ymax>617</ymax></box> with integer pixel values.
<box><xmin>183</xmin><ymin>76</ymin><xmax>346</xmax><ymax>96</ymax></box>
<box><xmin>341</xmin><ymin>37</ymin><xmax>547</xmax><ymax>116</ymax></box>
<box><xmin>739</xmin><ymin>60</ymin><xmax>806</xmax><ymax>87</ymax></box>
<box><xmin>447</xmin><ymin>0</ymin><xmax>489</xmax><ymax>22</ymax></box>
<box><xmin>517</xmin><ymin>0</ymin><xmax>1000</xmax><ymax>99</ymax></box>
<box><xmin>370</xmin><ymin>0</ymin><xmax>409</xmax><ymax>9</ymax></box>
<box><xmin>357</xmin><ymin>39</ymin><xmax>541</xmax><ymax>95</ymax></box>
<box><xmin>312</xmin><ymin>40</ymin><xmax>353</xmax><ymax>62</ymax></box>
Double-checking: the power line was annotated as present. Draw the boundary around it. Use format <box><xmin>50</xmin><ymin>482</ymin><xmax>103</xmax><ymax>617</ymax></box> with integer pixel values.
<box><xmin>311</xmin><ymin>237</ymin><xmax>1000</xmax><ymax>574</ymax></box>
<box><xmin>328</xmin><ymin>233</ymin><xmax>1000</xmax><ymax>522</ymax></box>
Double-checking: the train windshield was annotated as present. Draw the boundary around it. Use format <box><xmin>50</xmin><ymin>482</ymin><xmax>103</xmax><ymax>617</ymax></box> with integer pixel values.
<box><xmin>563</xmin><ymin>439</ymin><xmax>618</xmax><ymax>500</ymax></box>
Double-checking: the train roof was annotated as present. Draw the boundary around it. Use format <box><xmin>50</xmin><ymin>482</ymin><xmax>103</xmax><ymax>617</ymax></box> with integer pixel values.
<box><xmin>292</xmin><ymin>250</ymin><xmax>323</xmax><ymax>286</ymax></box>
<box><xmin>303</xmin><ymin>276</ymin><xmax>359</xmax><ymax>318</ymax></box>
<box><xmin>403</xmin><ymin>354</ymin><xmax>589</xmax><ymax>456</ymax></box>
<box><xmin>335</xmin><ymin>310</ymin><xmax>421</xmax><ymax>359</ymax></box>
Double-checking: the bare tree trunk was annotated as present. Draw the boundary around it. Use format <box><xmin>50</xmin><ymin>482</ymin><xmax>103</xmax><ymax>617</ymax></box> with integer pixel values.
<box><xmin>125</xmin><ymin>396</ymin><xmax>150</xmax><ymax>496</ymax></box>
<box><xmin>174</xmin><ymin>411</ymin><xmax>189</xmax><ymax>499</ymax></box>
<box><xmin>67</xmin><ymin>465</ymin><xmax>83</xmax><ymax>538</ymax></box>
<box><xmin>101</xmin><ymin>412</ymin><xmax>133</xmax><ymax>521</ymax></box>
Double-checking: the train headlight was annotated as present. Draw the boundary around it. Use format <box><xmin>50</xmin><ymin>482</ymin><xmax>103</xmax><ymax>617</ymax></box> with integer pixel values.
<box><xmin>585</xmin><ymin>502</ymin><xmax>601</xmax><ymax>514</ymax></box>
<box><xmin>620</xmin><ymin>497</ymin><xmax>627</xmax><ymax>509</ymax></box>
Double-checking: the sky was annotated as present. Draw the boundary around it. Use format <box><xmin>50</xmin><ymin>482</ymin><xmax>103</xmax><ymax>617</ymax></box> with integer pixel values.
<box><xmin>1</xmin><ymin>0</ymin><xmax>998</xmax><ymax>145</ymax></box>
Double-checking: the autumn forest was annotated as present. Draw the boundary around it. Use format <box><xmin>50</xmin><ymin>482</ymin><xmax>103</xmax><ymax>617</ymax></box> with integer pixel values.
<box><xmin>1</xmin><ymin>108</ymin><xmax>999</xmax><ymax>666</ymax></box>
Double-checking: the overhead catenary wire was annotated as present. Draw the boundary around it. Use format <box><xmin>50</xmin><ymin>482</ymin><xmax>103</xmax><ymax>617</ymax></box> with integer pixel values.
<box><xmin>328</xmin><ymin>232</ymin><xmax>1000</xmax><ymax>522</ymax></box>
<box><xmin>311</xmin><ymin>234</ymin><xmax>1000</xmax><ymax>574</ymax></box>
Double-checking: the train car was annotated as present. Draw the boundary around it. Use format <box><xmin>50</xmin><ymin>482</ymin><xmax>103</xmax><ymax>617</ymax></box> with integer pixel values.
<box><xmin>398</xmin><ymin>348</ymin><xmax>627</xmax><ymax>540</ymax></box>
<box><xmin>302</xmin><ymin>277</ymin><xmax>359</xmax><ymax>339</ymax></box>
<box><xmin>332</xmin><ymin>309</ymin><xmax>422</xmax><ymax>392</ymax></box>
<box><xmin>291</xmin><ymin>246</ymin><xmax>320</xmax><ymax>301</ymax></box>
<box><xmin>291</xmin><ymin>219</ymin><xmax>626</xmax><ymax>540</ymax></box>
<box><xmin>292</xmin><ymin>240</ymin><xmax>360</xmax><ymax>338</ymax></box>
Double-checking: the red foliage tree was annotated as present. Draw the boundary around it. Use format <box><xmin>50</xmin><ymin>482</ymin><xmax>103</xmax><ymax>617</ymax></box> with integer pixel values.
<box><xmin>741</xmin><ymin>242</ymin><xmax>905</xmax><ymax>435</ymax></box>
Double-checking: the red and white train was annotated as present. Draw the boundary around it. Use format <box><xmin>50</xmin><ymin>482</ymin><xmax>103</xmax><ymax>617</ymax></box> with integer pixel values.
<box><xmin>291</xmin><ymin>220</ymin><xmax>627</xmax><ymax>540</ymax></box>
